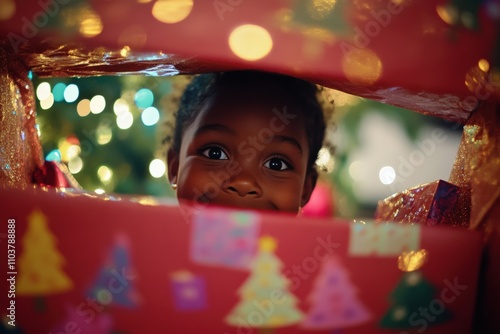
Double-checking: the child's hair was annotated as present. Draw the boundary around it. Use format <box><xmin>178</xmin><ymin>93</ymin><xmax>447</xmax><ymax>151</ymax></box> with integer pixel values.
<box><xmin>165</xmin><ymin>71</ymin><xmax>328</xmax><ymax>171</ymax></box>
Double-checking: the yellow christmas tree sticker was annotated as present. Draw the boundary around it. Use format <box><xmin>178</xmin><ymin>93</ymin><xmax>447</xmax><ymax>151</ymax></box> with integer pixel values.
<box><xmin>225</xmin><ymin>236</ymin><xmax>303</xmax><ymax>333</ymax></box>
<box><xmin>17</xmin><ymin>210</ymin><xmax>73</xmax><ymax>295</ymax></box>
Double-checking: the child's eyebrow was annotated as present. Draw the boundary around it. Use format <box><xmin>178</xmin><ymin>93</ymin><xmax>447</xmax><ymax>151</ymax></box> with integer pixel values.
<box><xmin>194</xmin><ymin>123</ymin><xmax>236</xmax><ymax>136</ymax></box>
<box><xmin>273</xmin><ymin>135</ymin><xmax>303</xmax><ymax>154</ymax></box>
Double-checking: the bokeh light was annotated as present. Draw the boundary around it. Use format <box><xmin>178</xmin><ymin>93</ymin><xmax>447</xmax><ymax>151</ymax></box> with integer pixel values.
<box><xmin>79</xmin><ymin>9</ymin><xmax>103</xmax><ymax>37</ymax></box>
<box><xmin>77</xmin><ymin>99</ymin><xmax>91</xmax><ymax>117</ymax></box>
<box><xmin>96</xmin><ymin>123</ymin><xmax>113</xmax><ymax>145</ymax></box>
<box><xmin>379</xmin><ymin>166</ymin><xmax>396</xmax><ymax>185</ymax></box>
<box><xmin>141</xmin><ymin>106</ymin><xmax>160</xmax><ymax>126</ymax></box>
<box><xmin>342</xmin><ymin>48</ymin><xmax>382</xmax><ymax>85</ymax></box>
<box><xmin>68</xmin><ymin>157</ymin><xmax>83</xmax><ymax>174</ymax></box>
<box><xmin>97</xmin><ymin>165</ymin><xmax>113</xmax><ymax>183</ymax></box>
<box><xmin>52</xmin><ymin>83</ymin><xmax>67</xmax><ymax>102</ymax></box>
<box><xmin>134</xmin><ymin>88</ymin><xmax>154</xmax><ymax>109</ymax></box>
<box><xmin>90</xmin><ymin>95</ymin><xmax>106</xmax><ymax>114</ymax></box>
<box><xmin>152</xmin><ymin>0</ymin><xmax>194</xmax><ymax>24</ymax></box>
<box><xmin>149</xmin><ymin>158</ymin><xmax>166</xmax><ymax>178</ymax></box>
<box><xmin>40</xmin><ymin>93</ymin><xmax>55</xmax><ymax>110</ymax></box>
<box><xmin>67</xmin><ymin>144</ymin><xmax>81</xmax><ymax>160</ymax></box>
<box><xmin>348</xmin><ymin>160</ymin><xmax>364</xmax><ymax>181</ymax></box>
<box><xmin>116</xmin><ymin>111</ymin><xmax>134</xmax><ymax>130</ymax></box>
<box><xmin>64</xmin><ymin>84</ymin><xmax>79</xmax><ymax>103</ymax></box>
<box><xmin>229</xmin><ymin>24</ymin><xmax>273</xmax><ymax>61</ymax></box>
<box><xmin>113</xmin><ymin>98</ymin><xmax>130</xmax><ymax>116</ymax></box>
<box><xmin>36</xmin><ymin>82</ymin><xmax>51</xmax><ymax>101</ymax></box>
<box><xmin>0</xmin><ymin>0</ymin><xmax>16</xmax><ymax>20</ymax></box>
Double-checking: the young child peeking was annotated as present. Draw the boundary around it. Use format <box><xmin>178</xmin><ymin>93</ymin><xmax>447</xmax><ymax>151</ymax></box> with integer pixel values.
<box><xmin>165</xmin><ymin>71</ymin><xmax>327</xmax><ymax>214</ymax></box>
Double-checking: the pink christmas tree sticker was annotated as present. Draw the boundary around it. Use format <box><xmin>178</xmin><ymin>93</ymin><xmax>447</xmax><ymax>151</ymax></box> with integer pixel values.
<box><xmin>301</xmin><ymin>255</ymin><xmax>371</xmax><ymax>331</ymax></box>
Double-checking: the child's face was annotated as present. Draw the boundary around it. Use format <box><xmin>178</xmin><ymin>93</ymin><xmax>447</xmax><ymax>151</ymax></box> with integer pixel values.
<box><xmin>168</xmin><ymin>84</ymin><xmax>316</xmax><ymax>213</ymax></box>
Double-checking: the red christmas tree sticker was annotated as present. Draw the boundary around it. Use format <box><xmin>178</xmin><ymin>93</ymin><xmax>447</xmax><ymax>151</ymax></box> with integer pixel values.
<box><xmin>225</xmin><ymin>236</ymin><xmax>303</xmax><ymax>333</ymax></box>
<box><xmin>301</xmin><ymin>255</ymin><xmax>371</xmax><ymax>330</ymax></box>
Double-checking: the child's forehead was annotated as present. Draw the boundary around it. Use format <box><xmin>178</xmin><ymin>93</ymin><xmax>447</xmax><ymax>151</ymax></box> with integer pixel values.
<box><xmin>198</xmin><ymin>87</ymin><xmax>304</xmax><ymax>123</ymax></box>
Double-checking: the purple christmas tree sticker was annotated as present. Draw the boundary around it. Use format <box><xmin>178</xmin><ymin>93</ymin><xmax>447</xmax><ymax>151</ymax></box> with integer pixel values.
<box><xmin>87</xmin><ymin>233</ymin><xmax>140</xmax><ymax>308</ymax></box>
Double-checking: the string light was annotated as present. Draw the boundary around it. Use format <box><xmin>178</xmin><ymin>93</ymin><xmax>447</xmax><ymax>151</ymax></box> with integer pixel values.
<box><xmin>134</xmin><ymin>88</ymin><xmax>154</xmax><ymax>109</ymax></box>
<box><xmin>68</xmin><ymin>157</ymin><xmax>83</xmax><ymax>174</ymax></box>
<box><xmin>152</xmin><ymin>0</ymin><xmax>193</xmax><ymax>24</ymax></box>
<box><xmin>77</xmin><ymin>99</ymin><xmax>91</xmax><ymax>117</ymax></box>
<box><xmin>52</xmin><ymin>83</ymin><xmax>67</xmax><ymax>102</ymax></box>
<box><xmin>40</xmin><ymin>93</ymin><xmax>55</xmax><ymax>110</ymax></box>
<box><xmin>116</xmin><ymin>111</ymin><xmax>134</xmax><ymax>130</ymax></box>
<box><xmin>229</xmin><ymin>24</ymin><xmax>273</xmax><ymax>61</ymax></box>
<box><xmin>64</xmin><ymin>84</ymin><xmax>79</xmax><ymax>103</ymax></box>
<box><xmin>141</xmin><ymin>106</ymin><xmax>160</xmax><ymax>126</ymax></box>
<box><xmin>90</xmin><ymin>95</ymin><xmax>106</xmax><ymax>114</ymax></box>
<box><xmin>379</xmin><ymin>166</ymin><xmax>396</xmax><ymax>185</ymax></box>
<box><xmin>149</xmin><ymin>159</ymin><xmax>166</xmax><ymax>178</ymax></box>
<box><xmin>36</xmin><ymin>82</ymin><xmax>51</xmax><ymax>101</ymax></box>
<box><xmin>113</xmin><ymin>98</ymin><xmax>130</xmax><ymax>116</ymax></box>
<box><xmin>97</xmin><ymin>165</ymin><xmax>113</xmax><ymax>183</ymax></box>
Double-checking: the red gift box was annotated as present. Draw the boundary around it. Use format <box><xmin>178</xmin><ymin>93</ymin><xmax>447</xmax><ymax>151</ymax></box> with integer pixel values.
<box><xmin>374</xmin><ymin>179</ymin><xmax>469</xmax><ymax>228</ymax></box>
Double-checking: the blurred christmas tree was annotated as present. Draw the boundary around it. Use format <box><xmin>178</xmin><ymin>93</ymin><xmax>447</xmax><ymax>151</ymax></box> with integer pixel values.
<box><xmin>33</xmin><ymin>74</ymin><xmax>177</xmax><ymax>198</ymax></box>
<box><xmin>33</xmin><ymin>74</ymin><xmax>461</xmax><ymax>218</ymax></box>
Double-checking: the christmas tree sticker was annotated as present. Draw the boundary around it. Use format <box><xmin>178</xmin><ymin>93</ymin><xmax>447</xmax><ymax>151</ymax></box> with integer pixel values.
<box><xmin>301</xmin><ymin>255</ymin><xmax>371</xmax><ymax>330</ymax></box>
<box><xmin>225</xmin><ymin>236</ymin><xmax>303</xmax><ymax>332</ymax></box>
<box><xmin>87</xmin><ymin>233</ymin><xmax>140</xmax><ymax>308</ymax></box>
<box><xmin>17</xmin><ymin>210</ymin><xmax>73</xmax><ymax>296</ymax></box>
<box><xmin>380</xmin><ymin>250</ymin><xmax>451</xmax><ymax>329</ymax></box>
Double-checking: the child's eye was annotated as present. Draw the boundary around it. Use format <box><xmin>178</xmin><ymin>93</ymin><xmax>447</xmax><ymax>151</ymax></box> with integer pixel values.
<box><xmin>201</xmin><ymin>146</ymin><xmax>229</xmax><ymax>160</ymax></box>
<box><xmin>263</xmin><ymin>157</ymin><xmax>291</xmax><ymax>171</ymax></box>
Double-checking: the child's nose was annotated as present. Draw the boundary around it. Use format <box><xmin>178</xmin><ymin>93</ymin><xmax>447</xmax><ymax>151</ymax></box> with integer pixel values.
<box><xmin>225</xmin><ymin>174</ymin><xmax>262</xmax><ymax>198</ymax></box>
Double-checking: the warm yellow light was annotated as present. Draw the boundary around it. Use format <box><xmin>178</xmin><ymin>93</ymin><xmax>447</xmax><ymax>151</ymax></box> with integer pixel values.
<box><xmin>342</xmin><ymin>48</ymin><xmax>382</xmax><ymax>85</ymax></box>
<box><xmin>79</xmin><ymin>11</ymin><xmax>103</xmax><ymax>38</ymax></box>
<box><xmin>307</xmin><ymin>0</ymin><xmax>336</xmax><ymax>20</ymax></box>
<box><xmin>398</xmin><ymin>249</ymin><xmax>428</xmax><ymax>272</ymax></box>
<box><xmin>97</xmin><ymin>165</ymin><xmax>113</xmax><ymax>183</ymax></box>
<box><xmin>0</xmin><ymin>0</ymin><xmax>15</xmax><ymax>20</ymax></box>
<box><xmin>67</xmin><ymin>145</ymin><xmax>81</xmax><ymax>160</ymax></box>
<box><xmin>152</xmin><ymin>0</ymin><xmax>194</xmax><ymax>24</ymax></box>
<box><xmin>436</xmin><ymin>5</ymin><xmax>457</xmax><ymax>25</ymax></box>
<box><xmin>478</xmin><ymin>59</ymin><xmax>490</xmax><ymax>73</ymax></box>
<box><xmin>40</xmin><ymin>93</ymin><xmax>55</xmax><ymax>110</ymax></box>
<box><xmin>96</xmin><ymin>124</ymin><xmax>112</xmax><ymax>145</ymax></box>
<box><xmin>113</xmin><ymin>98</ymin><xmax>130</xmax><ymax>116</ymax></box>
<box><xmin>68</xmin><ymin>157</ymin><xmax>83</xmax><ymax>174</ymax></box>
<box><xmin>229</xmin><ymin>24</ymin><xmax>273</xmax><ymax>61</ymax></box>
<box><xmin>77</xmin><ymin>99</ymin><xmax>91</xmax><ymax>117</ymax></box>
<box><xmin>120</xmin><ymin>46</ymin><xmax>131</xmax><ymax>57</ymax></box>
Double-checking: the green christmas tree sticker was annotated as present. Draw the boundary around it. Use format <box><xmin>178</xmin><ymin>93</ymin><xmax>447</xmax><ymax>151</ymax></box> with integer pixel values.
<box><xmin>225</xmin><ymin>236</ymin><xmax>303</xmax><ymax>333</ymax></box>
<box><xmin>380</xmin><ymin>250</ymin><xmax>451</xmax><ymax>330</ymax></box>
